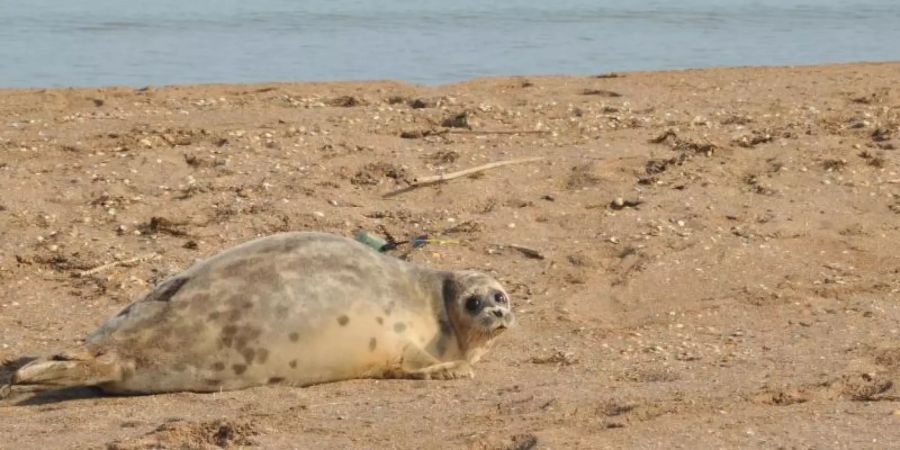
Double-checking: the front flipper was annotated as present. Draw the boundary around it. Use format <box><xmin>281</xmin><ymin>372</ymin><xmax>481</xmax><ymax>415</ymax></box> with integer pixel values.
<box><xmin>383</xmin><ymin>345</ymin><xmax>474</xmax><ymax>380</ymax></box>
<box><xmin>403</xmin><ymin>360</ymin><xmax>474</xmax><ymax>380</ymax></box>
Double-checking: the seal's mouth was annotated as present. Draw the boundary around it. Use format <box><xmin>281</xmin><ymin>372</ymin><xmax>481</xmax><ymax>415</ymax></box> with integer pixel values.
<box><xmin>499</xmin><ymin>315</ymin><xmax>515</xmax><ymax>330</ymax></box>
<box><xmin>486</xmin><ymin>314</ymin><xmax>515</xmax><ymax>333</ymax></box>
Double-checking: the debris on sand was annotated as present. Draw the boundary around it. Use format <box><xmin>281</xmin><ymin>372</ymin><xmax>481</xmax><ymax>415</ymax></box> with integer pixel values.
<box><xmin>441</xmin><ymin>112</ymin><xmax>471</xmax><ymax>129</ymax></box>
<box><xmin>327</xmin><ymin>95</ymin><xmax>368</xmax><ymax>107</ymax></box>
<box><xmin>76</xmin><ymin>253</ymin><xmax>159</xmax><ymax>278</ymax></box>
<box><xmin>582</xmin><ymin>88</ymin><xmax>622</xmax><ymax>97</ymax></box>
<box><xmin>530</xmin><ymin>351</ymin><xmax>578</xmax><ymax>366</ymax></box>
<box><xmin>383</xmin><ymin>157</ymin><xmax>544</xmax><ymax>197</ymax></box>
<box><xmin>489</xmin><ymin>243</ymin><xmax>546</xmax><ymax>260</ymax></box>
<box><xmin>609</xmin><ymin>197</ymin><xmax>643</xmax><ymax>210</ymax></box>
<box><xmin>650</xmin><ymin>129</ymin><xmax>717</xmax><ymax>155</ymax></box>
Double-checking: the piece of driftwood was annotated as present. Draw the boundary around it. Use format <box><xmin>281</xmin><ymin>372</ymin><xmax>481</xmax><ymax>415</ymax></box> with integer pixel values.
<box><xmin>76</xmin><ymin>253</ymin><xmax>158</xmax><ymax>278</ymax></box>
<box><xmin>494</xmin><ymin>243</ymin><xmax>546</xmax><ymax>260</ymax></box>
<box><xmin>448</xmin><ymin>129</ymin><xmax>551</xmax><ymax>135</ymax></box>
<box><xmin>400</xmin><ymin>129</ymin><xmax>550</xmax><ymax>139</ymax></box>
<box><xmin>383</xmin><ymin>157</ymin><xmax>544</xmax><ymax>198</ymax></box>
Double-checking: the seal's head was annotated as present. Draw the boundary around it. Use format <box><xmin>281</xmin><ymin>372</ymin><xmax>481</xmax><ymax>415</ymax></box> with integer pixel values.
<box><xmin>444</xmin><ymin>271</ymin><xmax>514</xmax><ymax>352</ymax></box>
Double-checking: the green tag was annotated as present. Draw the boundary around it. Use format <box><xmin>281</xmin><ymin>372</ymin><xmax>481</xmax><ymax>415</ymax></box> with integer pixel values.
<box><xmin>354</xmin><ymin>231</ymin><xmax>389</xmax><ymax>252</ymax></box>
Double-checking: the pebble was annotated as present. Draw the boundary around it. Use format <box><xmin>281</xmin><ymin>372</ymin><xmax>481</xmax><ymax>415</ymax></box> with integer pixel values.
<box><xmin>507</xmin><ymin>223</ymin><xmax>516</xmax><ymax>229</ymax></box>
<box><xmin>613</xmin><ymin>197</ymin><xmax>625</xmax><ymax>208</ymax></box>
<box><xmin>313</xmin><ymin>211</ymin><xmax>325</xmax><ymax>218</ymax></box>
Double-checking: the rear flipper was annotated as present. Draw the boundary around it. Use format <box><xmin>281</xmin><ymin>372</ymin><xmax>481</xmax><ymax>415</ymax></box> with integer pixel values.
<box><xmin>10</xmin><ymin>348</ymin><xmax>126</xmax><ymax>389</ymax></box>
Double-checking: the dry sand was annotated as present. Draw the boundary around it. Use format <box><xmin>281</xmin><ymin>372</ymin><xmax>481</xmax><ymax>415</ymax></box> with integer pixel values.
<box><xmin>0</xmin><ymin>62</ymin><xmax>899</xmax><ymax>449</ymax></box>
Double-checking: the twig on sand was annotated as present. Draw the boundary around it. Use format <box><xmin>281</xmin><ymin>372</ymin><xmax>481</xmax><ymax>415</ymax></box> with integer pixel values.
<box><xmin>383</xmin><ymin>157</ymin><xmax>544</xmax><ymax>198</ymax></box>
<box><xmin>400</xmin><ymin>129</ymin><xmax>550</xmax><ymax>139</ymax></box>
<box><xmin>491</xmin><ymin>243</ymin><xmax>546</xmax><ymax>260</ymax></box>
<box><xmin>76</xmin><ymin>253</ymin><xmax>159</xmax><ymax>278</ymax></box>
<box><xmin>448</xmin><ymin>129</ymin><xmax>551</xmax><ymax>135</ymax></box>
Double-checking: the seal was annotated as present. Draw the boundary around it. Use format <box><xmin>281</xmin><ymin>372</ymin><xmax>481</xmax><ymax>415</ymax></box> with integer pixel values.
<box><xmin>9</xmin><ymin>232</ymin><xmax>514</xmax><ymax>394</ymax></box>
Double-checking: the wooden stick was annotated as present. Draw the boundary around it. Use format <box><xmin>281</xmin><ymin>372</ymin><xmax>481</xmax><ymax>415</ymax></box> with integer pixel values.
<box><xmin>447</xmin><ymin>129</ymin><xmax>550</xmax><ymax>135</ymax></box>
<box><xmin>401</xmin><ymin>129</ymin><xmax>550</xmax><ymax>139</ymax></box>
<box><xmin>492</xmin><ymin>243</ymin><xmax>546</xmax><ymax>260</ymax></box>
<box><xmin>383</xmin><ymin>157</ymin><xmax>544</xmax><ymax>198</ymax></box>
<box><xmin>77</xmin><ymin>253</ymin><xmax>158</xmax><ymax>278</ymax></box>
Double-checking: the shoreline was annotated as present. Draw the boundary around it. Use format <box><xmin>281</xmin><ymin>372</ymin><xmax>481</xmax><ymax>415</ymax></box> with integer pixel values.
<box><xmin>1</xmin><ymin>60</ymin><xmax>898</xmax><ymax>92</ymax></box>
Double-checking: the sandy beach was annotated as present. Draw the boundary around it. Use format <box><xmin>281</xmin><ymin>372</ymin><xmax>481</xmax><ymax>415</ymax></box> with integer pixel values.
<box><xmin>1</xmin><ymin>62</ymin><xmax>899</xmax><ymax>448</ymax></box>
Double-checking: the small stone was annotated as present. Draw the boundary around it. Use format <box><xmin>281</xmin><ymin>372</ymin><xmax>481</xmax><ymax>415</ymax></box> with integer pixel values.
<box><xmin>328</xmin><ymin>199</ymin><xmax>338</xmax><ymax>207</ymax></box>
<box><xmin>313</xmin><ymin>211</ymin><xmax>325</xmax><ymax>218</ymax></box>
<box><xmin>609</xmin><ymin>236</ymin><xmax>619</xmax><ymax>244</ymax></box>
<box><xmin>507</xmin><ymin>223</ymin><xmax>516</xmax><ymax>229</ymax></box>
<box><xmin>677</xmin><ymin>220</ymin><xmax>686</xmax><ymax>227</ymax></box>
<box><xmin>613</xmin><ymin>197</ymin><xmax>625</xmax><ymax>208</ymax></box>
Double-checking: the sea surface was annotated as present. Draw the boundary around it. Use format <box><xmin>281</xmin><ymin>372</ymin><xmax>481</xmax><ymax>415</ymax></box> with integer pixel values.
<box><xmin>1</xmin><ymin>0</ymin><xmax>899</xmax><ymax>88</ymax></box>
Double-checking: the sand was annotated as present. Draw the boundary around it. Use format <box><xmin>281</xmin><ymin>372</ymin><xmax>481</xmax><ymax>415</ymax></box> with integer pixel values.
<box><xmin>1</xmin><ymin>62</ymin><xmax>899</xmax><ymax>449</ymax></box>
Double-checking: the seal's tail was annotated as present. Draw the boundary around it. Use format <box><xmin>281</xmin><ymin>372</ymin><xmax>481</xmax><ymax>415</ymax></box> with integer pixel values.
<box><xmin>11</xmin><ymin>348</ymin><xmax>124</xmax><ymax>388</ymax></box>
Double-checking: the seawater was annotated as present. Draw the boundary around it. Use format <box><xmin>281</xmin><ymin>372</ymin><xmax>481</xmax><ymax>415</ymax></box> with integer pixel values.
<box><xmin>1</xmin><ymin>0</ymin><xmax>898</xmax><ymax>88</ymax></box>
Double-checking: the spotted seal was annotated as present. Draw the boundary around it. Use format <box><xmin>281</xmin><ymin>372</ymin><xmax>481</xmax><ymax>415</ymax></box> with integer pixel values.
<box><xmin>9</xmin><ymin>232</ymin><xmax>514</xmax><ymax>394</ymax></box>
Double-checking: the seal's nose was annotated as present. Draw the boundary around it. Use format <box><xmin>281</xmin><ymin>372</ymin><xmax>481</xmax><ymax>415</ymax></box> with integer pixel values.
<box><xmin>492</xmin><ymin>309</ymin><xmax>504</xmax><ymax>318</ymax></box>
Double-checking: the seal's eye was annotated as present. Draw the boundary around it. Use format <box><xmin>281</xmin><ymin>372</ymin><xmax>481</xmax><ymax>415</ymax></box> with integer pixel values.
<box><xmin>494</xmin><ymin>292</ymin><xmax>507</xmax><ymax>304</ymax></box>
<box><xmin>464</xmin><ymin>296</ymin><xmax>482</xmax><ymax>313</ymax></box>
